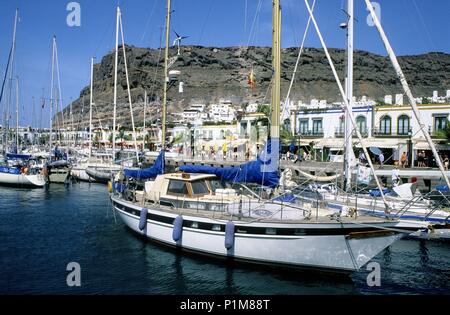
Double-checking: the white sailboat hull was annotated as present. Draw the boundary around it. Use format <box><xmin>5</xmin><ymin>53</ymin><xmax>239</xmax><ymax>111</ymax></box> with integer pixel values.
<box><xmin>49</xmin><ymin>169</ymin><xmax>71</xmax><ymax>183</ymax></box>
<box><xmin>72</xmin><ymin>162</ymin><xmax>121</xmax><ymax>183</ymax></box>
<box><xmin>111</xmin><ymin>196</ymin><xmax>403</xmax><ymax>272</ymax></box>
<box><xmin>71</xmin><ymin>168</ymin><xmax>93</xmax><ymax>182</ymax></box>
<box><xmin>0</xmin><ymin>172</ymin><xmax>46</xmax><ymax>187</ymax></box>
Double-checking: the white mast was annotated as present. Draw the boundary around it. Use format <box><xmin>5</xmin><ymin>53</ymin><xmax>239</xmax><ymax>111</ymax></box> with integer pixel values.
<box><xmin>15</xmin><ymin>77</ymin><xmax>19</xmax><ymax>152</ymax></box>
<box><xmin>162</xmin><ymin>0</ymin><xmax>172</xmax><ymax>149</ymax></box>
<box><xmin>365</xmin><ymin>0</ymin><xmax>450</xmax><ymax>188</ymax></box>
<box><xmin>118</xmin><ymin>13</ymin><xmax>139</xmax><ymax>160</ymax></box>
<box><xmin>304</xmin><ymin>0</ymin><xmax>390</xmax><ymax>210</ymax></box>
<box><xmin>50</xmin><ymin>36</ymin><xmax>56</xmax><ymax>151</ymax></box>
<box><xmin>5</xmin><ymin>9</ymin><xmax>18</xmax><ymax>150</ymax></box>
<box><xmin>89</xmin><ymin>57</ymin><xmax>94</xmax><ymax>159</ymax></box>
<box><xmin>143</xmin><ymin>90</ymin><xmax>147</xmax><ymax>150</ymax></box>
<box><xmin>112</xmin><ymin>7</ymin><xmax>120</xmax><ymax>162</ymax></box>
<box><xmin>344</xmin><ymin>0</ymin><xmax>354</xmax><ymax>191</ymax></box>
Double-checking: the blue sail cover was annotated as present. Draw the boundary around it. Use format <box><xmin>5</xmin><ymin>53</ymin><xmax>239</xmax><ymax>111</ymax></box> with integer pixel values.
<box><xmin>179</xmin><ymin>139</ymin><xmax>280</xmax><ymax>188</ymax></box>
<box><xmin>124</xmin><ymin>150</ymin><xmax>165</xmax><ymax>180</ymax></box>
<box><xmin>0</xmin><ymin>166</ymin><xmax>21</xmax><ymax>175</ymax></box>
<box><xmin>6</xmin><ymin>153</ymin><xmax>31</xmax><ymax>161</ymax></box>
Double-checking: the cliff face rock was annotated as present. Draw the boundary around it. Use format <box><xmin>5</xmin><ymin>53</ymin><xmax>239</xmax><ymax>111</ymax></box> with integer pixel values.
<box><xmin>59</xmin><ymin>45</ymin><xmax>450</xmax><ymax>129</ymax></box>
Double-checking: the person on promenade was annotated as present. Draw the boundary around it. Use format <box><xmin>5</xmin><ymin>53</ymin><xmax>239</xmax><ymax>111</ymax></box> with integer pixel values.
<box><xmin>379</xmin><ymin>152</ymin><xmax>384</xmax><ymax>169</ymax></box>
<box><xmin>400</xmin><ymin>152</ymin><xmax>408</xmax><ymax>168</ymax></box>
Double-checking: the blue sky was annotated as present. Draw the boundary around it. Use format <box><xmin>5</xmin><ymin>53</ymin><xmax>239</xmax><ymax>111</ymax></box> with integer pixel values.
<box><xmin>1</xmin><ymin>0</ymin><xmax>449</xmax><ymax>128</ymax></box>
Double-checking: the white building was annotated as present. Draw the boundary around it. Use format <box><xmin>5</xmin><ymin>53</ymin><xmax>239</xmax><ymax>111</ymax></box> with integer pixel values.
<box><xmin>209</xmin><ymin>102</ymin><xmax>236</xmax><ymax>123</ymax></box>
<box><xmin>291</xmin><ymin>102</ymin><xmax>450</xmax><ymax>163</ymax></box>
<box><xmin>182</xmin><ymin>103</ymin><xmax>208</xmax><ymax>123</ymax></box>
<box><xmin>432</xmin><ymin>90</ymin><xmax>439</xmax><ymax>103</ymax></box>
<box><xmin>246</xmin><ymin>103</ymin><xmax>259</xmax><ymax>113</ymax></box>
<box><xmin>395</xmin><ymin>94</ymin><xmax>404</xmax><ymax>106</ymax></box>
<box><xmin>384</xmin><ymin>95</ymin><xmax>393</xmax><ymax>105</ymax></box>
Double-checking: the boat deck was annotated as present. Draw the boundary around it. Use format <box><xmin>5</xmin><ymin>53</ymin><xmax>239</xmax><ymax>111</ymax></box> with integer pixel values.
<box><xmin>126</xmin><ymin>193</ymin><xmax>396</xmax><ymax>225</ymax></box>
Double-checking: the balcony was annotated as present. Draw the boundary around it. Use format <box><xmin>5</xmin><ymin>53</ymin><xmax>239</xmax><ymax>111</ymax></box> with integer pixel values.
<box><xmin>373</xmin><ymin>128</ymin><xmax>412</xmax><ymax>138</ymax></box>
<box><xmin>429</xmin><ymin>127</ymin><xmax>447</xmax><ymax>139</ymax></box>
<box><xmin>298</xmin><ymin>129</ymin><xmax>324</xmax><ymax>138</ymax></box>
<box><xmin>335</xmin><ymin>128</ymin><xmax>368</xmax><ymax>138</ymax></box>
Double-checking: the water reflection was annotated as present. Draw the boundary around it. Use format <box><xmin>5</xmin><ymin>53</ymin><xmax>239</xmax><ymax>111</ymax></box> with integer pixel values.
<box><xmin>1</xmin><ymin>183</ymin><xmax>449</xmax><ymax>295</ymax></box>
<box><xmin>418</xmin><ymin>240</ymin><xmax>429</xmax><ymax>267</ymax></box>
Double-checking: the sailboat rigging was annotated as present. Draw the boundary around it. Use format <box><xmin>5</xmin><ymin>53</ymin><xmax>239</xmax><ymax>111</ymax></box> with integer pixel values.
<box><xmin>109</xmin><ymin>0</ymin><xmax>410</xmax><ymax>273</ymax></box>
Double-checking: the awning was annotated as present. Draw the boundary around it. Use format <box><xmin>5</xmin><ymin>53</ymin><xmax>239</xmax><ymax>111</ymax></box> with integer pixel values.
<box><xmin>313</xmin><ymin>138</ymin><xmax>344</xmax><ymax>149</ymax></box>
<box><xmin>413</xmin><ymin>140</ymin><xmax>450</xmax><ymax>151</ymax></box>
<box><xmin>355</xmin><ymin>138</ymin><xmax>400</xmax><ymax>149</ymax></box>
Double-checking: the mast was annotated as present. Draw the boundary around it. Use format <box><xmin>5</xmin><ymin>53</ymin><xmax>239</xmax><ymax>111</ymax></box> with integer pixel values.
<box><xmin>50</xmin><ymin>36</ymin><xmax>56</xmax><ymax>151</ymax></box>
<box><xmin>271</xmin><ymin>0</ymin><xmax>281</xmax><ymax>141</ymax></box>
<box><xmin>143</xmin><ymin>90</ymin><xmax>147</xmax><ymax>150</ymax></box>
<box><xmin>118</xmin><ymin>14</ymin><xmax>139</xmax><ymax>160</ymax></box>
<box><xmin>89</xmin><ymin>57</ymin><xmax>94</xmax><ymax>159</ymax></box>
<box><xmin>4</xmin><ymin>9</ymin><xmax>18</xmax><ymax>152</ymax></box>
<box><xmin>344</xmin><ymin>0</ymin><xmax>354</xmax><ymax>191</ymax></box>
<box><xmin>112</xmin><ymin>7</ymin><xmax>120</xmax><ymax>162</ymax></box>
<box><xmin>365</xmin><ymin>0</ymin><xmax>450</xmax><ymax>188</ymax></box>
<box><xmin>161</xmin><ymin>0</ymin><xmax>171</xmax><ymax>149</ymax></box>
<box><xmin>304</xmin><ymin>0</ymin><xmax>390</xmax><ymax>210</ymax></box>
<box><xmin>15</xmin><ymin>77</ymin><xmax>19</xmax><ymax>152</ymax></box>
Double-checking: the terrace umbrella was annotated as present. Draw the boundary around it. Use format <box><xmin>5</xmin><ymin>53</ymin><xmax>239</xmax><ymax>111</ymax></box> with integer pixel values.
<box><xmin>369</xmin><ymin>147</ymin><xmax>382</xmax><ymax>156</ymax></box>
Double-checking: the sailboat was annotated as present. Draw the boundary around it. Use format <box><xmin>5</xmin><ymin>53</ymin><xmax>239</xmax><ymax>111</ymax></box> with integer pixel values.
<box><xmin>44</xmin><ymin>36</ymin><xmax>72</xmax><ymax>184</ymax></box>
<box><xmin>71</xmin><ymin>58</ymin><xmax>122</xmax><ymax>183</ymax></box>
<box><xmin>294</xmin><ymin>0</ymin><xmax>450</xmax><ymax>240</ymax></box>
<box><xmin>109</xmin><ymin>0</ymin><xmax>412</xmax><ymax>273</ymax></box>
<box><xmin>0</xmin><ymin>10</ymin><xmax>46</xmax><ymax>188</ymax></box>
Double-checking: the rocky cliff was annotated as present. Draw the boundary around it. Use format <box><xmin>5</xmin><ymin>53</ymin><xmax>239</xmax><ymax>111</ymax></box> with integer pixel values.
<box><xmin>58</xmin><ymin>45</ymin><xmax>450</xmax><ymax>129</ymax></box>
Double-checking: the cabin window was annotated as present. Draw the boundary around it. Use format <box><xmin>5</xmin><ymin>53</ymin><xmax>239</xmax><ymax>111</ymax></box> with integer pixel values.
<box><xmin>191</xmin><ymin>180</ymin><xmax>210</xmax><ymax>195</ymax></box>
<box><xmin>167</xmin><ymin>180</ymin><xmax>188</xmax><ymax>195</ymax></box>
<box><xmin>190</xmin><ymin>222</ymin><xmax>199</xmax><ymax>229</ymax></box>
<box><xmin>265</xmin><ymin>228</ymin><xmax>277</xmax><ymax>235</ymax></box>
<box><xmin>209</xmin><ymin>179</ymin><xmax>224</xmax><ymax>192</ymax></box>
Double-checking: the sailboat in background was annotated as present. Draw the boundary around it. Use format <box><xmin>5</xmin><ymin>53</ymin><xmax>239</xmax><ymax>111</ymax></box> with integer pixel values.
<box><xmin>289</xmin><ymin>0</ymin><xmax>450</xmax><ymax>240</ymax></box>
<box><xmin>71</xmin><ymin>58</ymin><xmax>122</xmax><ymax>183</ymax></box>
<box><xmin>44</xmin><ymin>36</ymin><xmax>72</xmax><ymax>184</ymax></box>
<box><xmin>0</xmin><ymin>9</ymin><xmax>46</xmax><ymax>188</ymax></box>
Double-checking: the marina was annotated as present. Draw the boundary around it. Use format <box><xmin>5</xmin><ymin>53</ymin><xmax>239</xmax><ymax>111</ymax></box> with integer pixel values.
<box><xmin>1</xmin><ymin>183</ymin><xmax>449</xmax><ymax>295</ymax></box>
<box><xmin>0</xmin><ymin>0</ymin><xmax>449</xmax><ymax>298</ymax></box>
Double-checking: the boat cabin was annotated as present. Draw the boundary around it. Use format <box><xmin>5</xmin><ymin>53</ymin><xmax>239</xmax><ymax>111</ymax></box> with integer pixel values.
<box><xmin>139</xmin><ymin>173</ymin><xmax>242</xmax><ymax>211</ymax></box>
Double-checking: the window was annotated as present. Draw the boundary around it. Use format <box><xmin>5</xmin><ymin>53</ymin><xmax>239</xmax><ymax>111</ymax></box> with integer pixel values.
<box><xmin>339</xmin><ymin>117</ymin><xmax>345</xmax><ymax>134</ymax></box>
<box><xmin>209</xmin><ymin>179</ymin><xmax>224</xmax><ymax>192</ymax></box>
<box><xmin>356</xmin><ymin>116</ymin><xmax>367</xmax><ymax>134</ymax></box>
<box><xmin>379</xmin><ymin>115</ymin><xmax>391</xmax><ymax>135</ymax></box>
<box><xmin>299</xmin><ymin>119</ymin><xmax>308</xmax><ymax>135</ymax></box>
<box><xmin>434</xmin><ymin>115</ymin><xmax>448</xmax><ymax>132</ymax></box>
<box><xmin>397</xmin><ymin>115</ymin><xmax>410</xmax><ymax>135</ymax></box>
<box><xmin>167</xmin><ymin>180</ymin><xmax>188</xmax><ymax>195</ymax></box>
<box><xmin>312</xmin><ymin>119</ymin><xmax>323</xmax><ymax>135</ymax></box>
<box><xmin>191</xmin><ymin>180</ymin><xmax>210</xmax><ymax>195</ymax></box>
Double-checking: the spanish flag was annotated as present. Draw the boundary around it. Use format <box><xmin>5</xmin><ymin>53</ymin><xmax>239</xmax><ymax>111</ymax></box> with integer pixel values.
<box><xmin>247</xmin><ymin>68</ymin><xmax>255</xmax><ymax>89</ymax></box>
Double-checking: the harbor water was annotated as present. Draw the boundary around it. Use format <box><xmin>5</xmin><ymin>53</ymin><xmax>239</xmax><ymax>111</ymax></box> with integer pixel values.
<box><xmin>0</xmin><ymin>183</ymin><xmax>449</xmax><ymax>295</ymax></box>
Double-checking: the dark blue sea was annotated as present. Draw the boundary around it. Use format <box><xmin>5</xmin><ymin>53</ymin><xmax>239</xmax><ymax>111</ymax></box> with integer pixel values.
<box><xmin>0</xmin><ymin>183</ymin><xmax>449</xmax><ymax>295</ymax></box>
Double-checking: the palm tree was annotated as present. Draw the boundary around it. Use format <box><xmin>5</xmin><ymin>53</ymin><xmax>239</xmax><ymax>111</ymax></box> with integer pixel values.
<box><xmin>445</xmin><ymin>121</ymin><xmax>450</xmax><ymax>144</ymax></box>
